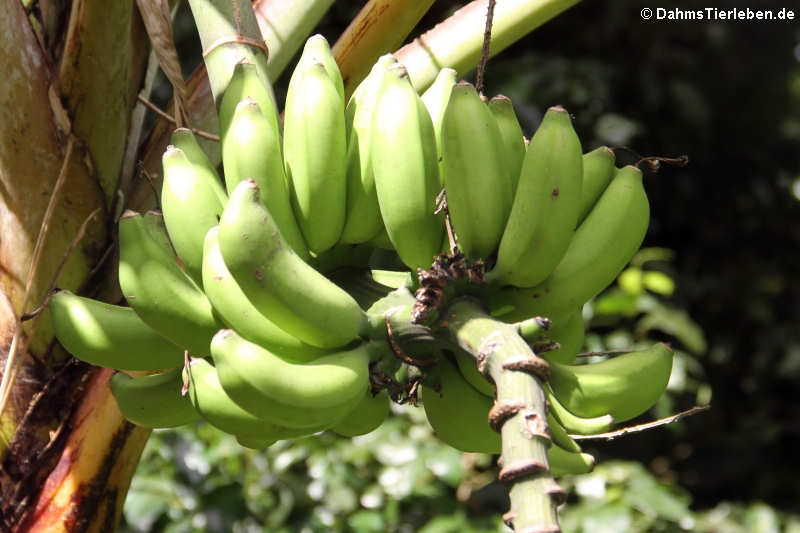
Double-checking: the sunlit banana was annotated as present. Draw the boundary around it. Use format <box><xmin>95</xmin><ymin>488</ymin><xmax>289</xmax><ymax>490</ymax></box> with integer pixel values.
<box><xmin>537</xmin><ymin>309</ymin><xmax>584</xmax><ymax>365</ymax></box>
<box><xmin>489</xmin><ymin>106</ymin><xmax>583</xmax><ymax>287</ymax></box>
<box><xmin>371</xmin><ymin>64</ymin><xmax>443</xmax><ymax>271</ymax></box>
<box><xmin>210</xmin><ymin>329</ymin><xmax>372</xmax><ymax>428</ymax></box>
<box><xmin>421</xmin><ymin>67</ymin><xmax>457</xmax><ymax>186</ymax></box>
<box><xmin>548</xmin><ymin>443</ymin><xmax>595</xmax><ymax>477</ymax></box>
<box><xmin>186</xmin><ymin>358</ymin><xmax>329</xmax><ymax>440</ymax></box>
<box><xmin>201</xmin><ymin>226</ymin><xmax>324</xmax><ymax>362</ymax></box>
<box><xmin>301</xmin><ymin>34</ymin><xmax>344</xmax><ymax>100</ymax></box>
<box><xmin>545</xmin><ymin>383</ymin><xmax>614</xmax><ymax>435</ymax></box>
<box><xmin>488</xmin><ymin>165</ymin><xmax>650</xmax><ymax>323</ymax></box>
<box><xmin>487</xmin><ymin>94</ymin><xmax>526</xmax><ymax>195</ymax></box>
<box><xmin>549</xmin><ymin>343</ymin><xmax>673</xmax><ymax>422</ymax></box>
<box><xmin>331</xmin><ymin>389</ymin><xmax>391</xmax><ymax>437</ymax></box>
<box><xmin>110</xmin><ymin>368</ymin><xmax>199</xmax><ymax>428</ymax></box>
<box><xmin>221</xmin><ymin>97</ymin><xmax>308</xmax><ymax>258</ymax></box>
<box><xmin>339</xmin><ymin>54</ymin><xmax>397</xmax><ymax>244</ymax></box>
<box><xmin>217</xmin><ymin>180</ymin><xmax>365</xmax><ymax>348</ymax></box>
<box><xmin>49</xmin><ymin>290</ymin><xmax>184</xmax><ymax>371</ymax></box>
<box><xmin>118</xmin><ymin>210</ymin><xmax>223</xmax><ymax>355</ymax></box>
<box><xmin>421</xmin><ymin>358</ymin><xmax>500</xmax><ymax>454</ymax></box>
<box><xmin>217</xmin><ymin>60</ymin><xmax>279</xmax><ymax>145</ymax></box>
<box><xmin>453</xmin><ymin>349</ymin><xmax>494</xmax><ymax>397</ymax></box>
<box><xmin>577</xmin><ymin>146</ymin><xmax>616</xmax><ymax>225</ymax></box>
<box><xmin>283</xmin><ymin>39</ymin><xmax>347</xmax><ymax>254</ymax></box>
<box><xmin>547</xmin><ymin>410</ymin><xmax>582</xmax><ymax>454</ymax></box>
<box><xmin>441</xmin><ymin>81</ymin><xmax>513</xmax><ymax>259</ymax></box>
<box><xmin>160</xmin><ymin>145</ymin><xmax>226</xmax><ymax>283</ymax></box>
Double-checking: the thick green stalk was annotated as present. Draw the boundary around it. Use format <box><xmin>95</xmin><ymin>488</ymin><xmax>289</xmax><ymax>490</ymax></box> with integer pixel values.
<box><xmin>186</xmin><ymin>0</ymin><xmax>274</xmax><ymax>108</ymax></box>
<box><xmin>253</xmin><ymin>0</ymin><xmax>334</xmax><ymax>81</ymax></box>
<box><xmin>396</xmin><ymin>0</ymin><xmax>583</xmax><ymax>91</ymax></box>
<box><xmin>444</xmin><ymin>298</ymin><xmax>564</xmax><ymax>533</ymax></box>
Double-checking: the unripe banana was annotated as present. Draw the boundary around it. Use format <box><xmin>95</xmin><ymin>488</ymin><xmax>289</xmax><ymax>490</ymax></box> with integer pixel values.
<box><xmin>217</xmin><ymin>180</ymin><xmax>365</xmax><ymax>348</ymax></box>
<box><xmin>487</xmin><ymin>95</ymin><xmax>526</xmax><ymax>195</ymax></box>
<box><xmin>110</xmin><ymin>369</ymin><xmax>200</xmax><ymax>428</ymax></box>
<box><xmin>547</xmin><ymin>410</ymin><xmax>582</xmax><ymax>454</ymax></box>
<box><xmin>331</xmin><ymin>389</ymin><xmax>391</xmax><ymax>437</ymax></box>
<box><xmin>490</xmin><ymin>106</ymin><xmax>583</xmax><ymax>288</ymax></box>
<box><xmin>548</xmin><ymin>444</ymin><xmax>595</xmax><ymax>477</ymax></box>
<box><xmin>339</xmin><ymin>54</ymin><xmax>397</xmax><ymax>244</ymax></box>
<box><xmin>421</xmin><ymin>358</ymin><xmax>500</xmax><ymax>454</ymax></box>
<box><xmin>441</xmin><ymin>82</ymin><xmax>513</xmax><ymax>259</ymax></box>
<box><xmin>221</xmin><ymin>98</ymin><xmax>308</xmax><ymax>258</ymax></box>
<box><xmin>186</xmin><ymin>358</ymin><xmax>328</xmax><ymax>440</ymax></box>
<box><xmin>545</xmin><ymin>383</ymin><xmax>614</xmax><ymax>435</ymax></box>
<box><xmin>217</xmin><ymin>61</ymin><xmax>279</xmax><ymax>145</ymax></box>
<box><xmin>283</xmin><ymin>45</ymin><xmax>347</xmax><ymax>254</ymax></box>
<box><xmin>161</xmin><ymin>145</ymin><xmax>226</xmax><ymax>283</ymax></box>
<box><xmin>366</xmin><ymin>227</ymin><xmax>395</xmax><ymax>251</ymax></box>
<box><xmin>201</xmin><ymin>226</ymin><xmax>324</xmax><ymax>362</ymax></box>
<box><xmin>169</xmin><ymin>128</ymin><xmax>226</xmax><ymax>199</ymax></box>
<box><xmin>49</xmin><ymin>290</ymin><xmax>184</xmax><ymax>371</ymax></box>
<box><xmin>549</xmin><ymin>343</ymin><xmax>673</xmax><ymax>422</ymax></box>
<box><xmin>371</xmin><ymin>64</ymin><xmax>444</xmax><ymax>271</ymax></box>
<box><xmin>488</xmin><ymin>165</ymin><xmax>650</xmax><ymax>323</ymax></box>
<box><xmin>453</xmin><ymin>349</ymin><xmax>494</xmax><ymax>397</ymax></box>
<box><xmin>538</xmin><ymin>310</ymin><xmax>584</xmax><ymax>365</ymax></box>
<box><xmin>118</xmin><ymin>211</ymin><xmax>223</xmax><ymax>355</ymax></box>
<box><xmin>301</xmin><ymin>34</ymin><xmax>344</xmax><ymax>101</ymax></box>
<box><xmin>421</xmin><ymin>67</ymin><xmax>457</xmax><ymax>186</ymax></box>
<box><xmin>577</xmin><ymin>146</ymin><xmax>616</xmax><ymax>225</ymax></box>
<box><xmin>210</xmin><ymin>329</ymin><xmax>371</xmax><ymax>428</ymax></box>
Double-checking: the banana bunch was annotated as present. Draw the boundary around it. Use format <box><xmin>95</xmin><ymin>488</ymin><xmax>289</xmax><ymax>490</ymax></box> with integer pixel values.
<box><xmin>49</xmin><ymin>35</ymin><xmax>672</xmax><ymax>471</ymax></box>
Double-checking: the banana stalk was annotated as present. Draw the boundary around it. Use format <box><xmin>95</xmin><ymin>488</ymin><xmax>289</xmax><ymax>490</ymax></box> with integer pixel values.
<box><xmin>444</xmin><ymin>298</ymin><xmax>565</xmax><ymax>532</ymax></box>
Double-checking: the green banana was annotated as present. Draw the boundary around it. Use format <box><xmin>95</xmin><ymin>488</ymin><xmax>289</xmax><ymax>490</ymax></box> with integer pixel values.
<box><xmin>441</xmin><ymin>82</ymin><xmax>513</xmax><ymax>259</ymax></box>
<box><xmin>488</xmin><ymin>165</ymin><xmax>650</xmax><ymax>323</ymax></box>
<box><xmin>339</xmin><ymin>54</ymin><xmax>397</xmax><ymax>244</ymax></box>
<box><xmin>537</xmin><ymin>310</ymin><xmax>584</xmax><ymax>364</ymax></box>
<box><xmin>547</xmin><ymin>410</ymin><xmax>582</xmax><ymax>454</ymax></box>
<box><xmin>118</xmin><ymin>211</ymin><xmax>223</xmax><ymax>355</ymax></box>
<box><xmin>186</xmin><ymin>358</ymin><xmax>327</xmax><ymax>440</ymax></box>
<box><xmin>301</xmin><ymin>34</ymin><xmax>344</xmax><ymax>101</ymax></box>
<box><xmin>217</xmin><ymin>180</ymin><xmax>365</xmax><ymax>348</ymax></box>
<box><xmin>371</xmin><ymin>64</ymin><xmax>443</xmax><ymax>271</ymax></box>
<box><xmin>331</xmin><ymin>389</ymin><xmax>391</xmax><ymax>437</ymax></box>
<box><xmin>201</xmin><ymin>226</ymin><xmax>324</xmax><ymax>362</ymax></box>
<box><xmin>366</xmin><ymin>227</ymin><xmax>395</xmax><ymax>251</ymax></box>
<box><xmin>169</xmin><ymin>127</ymin><xmax>226</xmax><ymax>199</ymax></box>
<box><xmin>453</xmin><ymin>349</ymin><xmax>494</xmax><ymax>397</ymax></box>
<box><xmin>370</xmin><ymin>269</ymin><xmax>414</xmax><ymax>289</ymax></box>
<box><xmin>489</xmin><ymin>106</ymin><xmax>584</xmax><ymax>288</ymax></box>
<box><xmin>49</xmin><ymin>290</ymin><xmax>184</xmax><ymax>371</ymax></box>
<box><xmin>421</xmin><ymin>358</ymin><xmax>500</xmax><ymax>454</ymax></box>
<box><xmin>545</xmin><ymin>383</ymin><xmax>614</xmax><ymax>435</ymax></box>
<box><xmin>487</xmin><ymin>94</ymin><xmax>526</xmax><ymax>195</ymax></box>
<box><xmin>548</xmin><ymin>444</ymin><xmax>595</xmax><ymax>477</ymax></box>
<box><xmin>221</xmin><ymin>97</ymin><xmax>308</xmax><ymax>258</ymax></box>
<box><xmin>283</xmin><ymin>39</ymin><xmax>347</xmax><ymax>254</ymax></box>
<box><xmin>160</xmin><ymin>145</ymin><xmax>226</xmax><ymax>283</ymax></box>
<box><xmin>577</xmin><ymin>146</ymin><xmax>616</xmax><ymax>225</ymax></box>
<box><xmin>549</xmin><ymin>343</ymin><xmax>674</xmax><ymax>422</ymax></box>
<box><xmin>110</xmin><ymin>369</ymin><xmax>200</xmax><ymax>428</ymax></box>
<box><xmin>421</xmin><ymin>67</ymin><xmax>457</xmax><ymax>186</ymax></box>
<box><xmin>217</xmin><ymin>60</ymin><xmax>279</xmax><ymax>145</ymax></box>
<box><xmin>210</xmin><ymin>329</ymin><xmax>371</xmax><ymax>428</ymax></box>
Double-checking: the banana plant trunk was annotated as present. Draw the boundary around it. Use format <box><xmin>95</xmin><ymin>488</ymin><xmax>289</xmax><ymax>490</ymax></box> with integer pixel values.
<box><xmin>0</xmin><ymin>0</ymin><xmax>581</xmax><ymax>530</ymax></box>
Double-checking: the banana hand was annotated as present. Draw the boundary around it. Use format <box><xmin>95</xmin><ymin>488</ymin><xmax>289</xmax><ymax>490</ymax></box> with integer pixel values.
<box><xmin>549</xmin><ymin>343</ymin><xmax>674</xmax><ymax>422</ymax></box>
<box><xmin>217</xmin><ymin>180</ymin><xmax>365</xmax><ymax>348</ymax></box>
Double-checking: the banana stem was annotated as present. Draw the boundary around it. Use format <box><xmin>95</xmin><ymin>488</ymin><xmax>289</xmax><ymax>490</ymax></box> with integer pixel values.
<box><xmin>187</xmin><ymin>0</ymin><xmax>275</xmax><ymax>108</ymax></box>
<box><xmin>396</xmin><ymin>0</ymin><xmax>583</xmax><ymax>92</ymax></box>
<box><xmin>443</xmin><ymin>298</ymin><xmax>564</xmax><ymax>533</ymax></box>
